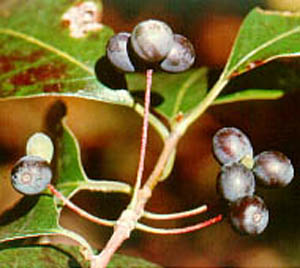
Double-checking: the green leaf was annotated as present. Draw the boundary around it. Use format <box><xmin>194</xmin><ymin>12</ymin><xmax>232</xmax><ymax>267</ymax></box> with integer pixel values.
<box><xmin>127</xmin><ymin>68</ymin><xmax>208</xmax><ymax>124</ymax></box>
<box><xmin>223</xmin><ymin>8</ymin><xmax>300</xmax><ymax>79</ymax></box>
<box><xmin>213</xmin><ymin>89</ymin><xmax>284</xmax><ymax>105</ymax></box>
<box><xmin>0</xmin><ymin>244</ymin><xmax>161</xmax><ymax>268</ymax></box>
<box><xmin>0</xmin><ymin>0</ymin><xmax>133</xmax><ymax>106</ymax></box>
<box><xmin>55</xmin><ymin>118</ymin><xmax>131</xmax><ymax>199</ymax></box>
<box><xmin>108</xmin><ymin>254</ymin><xmax>162</xmax><ymax>268</ymax></box>
<box><xmin>0</xmin><ymin>244</ymin><xmax>90</xmax><ymax>268</ymax></box>
<box><xmin>215</xmin><ymin>59</ymin><xmax>300</xmax><ymax>105</ymax></box>
<box><xmin>0</xmin><ymin>195</ymin><xmax>61</xmax><ymax>242</ymax></box>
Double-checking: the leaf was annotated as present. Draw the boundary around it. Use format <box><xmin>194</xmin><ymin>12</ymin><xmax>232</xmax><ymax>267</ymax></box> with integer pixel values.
<box><xmin>0</xmin><ymin>244</ymin><xmax>90</xmax><ymax>268</ymax></box>
<box><xmin>0</xmin><ymin>244</ymin><xmax>161</xmax><ymax>268</ymax></box>
<box><xmin>223</xmin><ymin>8</ymin><xmax>300</xmax><ymax>79</ymax></box>
<box><xmin>215</xmin><ymin>59</ymin><xmax>300</xmax><ymax>105</ymax></box>
<box><xmin>213</xmin><ymin>89</ymin><xmax>284</xmax><ymax>105</ymax></box>
<box><xmin>127</xmin><ymin>68</ymin><xmax>208</xmax><ymax>123</ymax></box>
<box><xmin>108</xmin><ymin>254</ymin><xmax>162</xmax><ymax>268</ymax></box>
<box><xmin>55</xmin><ymin>118</ymin><xmax>131</xmax><ymax>199</ymax></box>
<box><xmin>0</xmin><ymin>0</ymin><xmax>133</xmax><ymax>106</ymax></box>
<box><xmin>0</xmin><ymin>195</ymin><xmax>62</xmax><ymax>242</ymax></box>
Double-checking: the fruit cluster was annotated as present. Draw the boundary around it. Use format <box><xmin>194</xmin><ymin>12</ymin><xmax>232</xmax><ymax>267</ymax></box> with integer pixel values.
<box><xmin>10</xmin><ymin>133</ymin><xmax>54</xmax><ymax>195</ymax></box>
<box><xmin>106</xmin><ymin>19</ymin><xmax>195</xmax><ymax>73</ymax></box>
<box><xmin>212</xmin><ymin>127</ymin><xmax>294</xmax><ymax>235</ymax></box>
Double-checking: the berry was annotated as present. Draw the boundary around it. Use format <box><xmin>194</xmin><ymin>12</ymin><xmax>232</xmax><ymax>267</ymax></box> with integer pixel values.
<box><xmin>230</xmin><ymin>195</ymin><xmax>269</xmax><ymax>235</ymax></box>
<box><xmin>131</xmin><ymin>19</ymin><xmax>174</xmax><ymax>62</ymax></box>
<box><xmin>160</xmin><ymin>34</ymin><xmax>195</xmax><ymax>73</ymax></box>
<box><xmin>253</xmin><ymin>151</ymin><xmax>294</xmax><ymax>187</ymax></box>
<box><xmin>106</xmin><ymin>32</ymin><xmax>135</xmax><ymax>73</ymax></box>
<box><xmin>217</xmin><ymin>163</ymin><xmax>255</xmax><ymax>202</ymax></box>
<box><xmin>212</xmin><ymin>127</ymin><xmax>253</xmax><ymax>165</ymax></box>
<box><xmin>26</xmin><ymin>132</ymin><xmax>54</xmax><ymax>163</ymax></box>
<box><xmin>11</xmin><ymin>155</ymin><xmax>52</xmax><ymax>195</ymax></box>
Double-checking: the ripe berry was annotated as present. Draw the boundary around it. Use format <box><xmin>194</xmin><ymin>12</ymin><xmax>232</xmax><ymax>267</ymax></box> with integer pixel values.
<box><xmin>106</xmin><ymin>32</ymin><xmax>135</xmax><ymax>73</ymax></box>
<box><xmin>217</xmin><ymin>163</ymin><xmax>255</xmax><ymax>202</ymax></box>
<box><xmin>212</xmin><ymin>127</ymin><xmax>253</xmax><ymax>165</ymax></box>
<box><xmin>253</xmin><ymin>151</ymin><xmax>294</xmax><ymax>187</ymax></box>
<box><xmin>160</xmin><ymin>34</ymin><xmax>195</xmax><ymax>73</ymax></box>
<box><xmin>230</xmin><ymin>195</ymin><xmax>269</xmax><ymax>235</ymax></box>
<box><xmin>131</xmin><ymin>19</ymin><xmax>174</xmax><ymax>62</ymax></box>
<box><xmin>11</xmin><ymin>155</ymin><xmax>52</xmax><ymax>195</ymax></box>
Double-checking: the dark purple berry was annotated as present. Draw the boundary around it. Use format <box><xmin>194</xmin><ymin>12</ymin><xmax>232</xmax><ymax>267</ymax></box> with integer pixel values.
<box><xmin>213</xmin><ymin>127</ymin><xmax>253</xmax><ymax>165</ymax></box>
<box><xmin>217</xmin><ymin>163</ymin><xmax>255</xmax><ymax>202</ymax></box>
<box><xmin>253</xmin><ymin>151</ymin><xmax>294</xmax><ymax>187</ymax></box>
<box><xmin>230</xmin><ymin>195</ymin><xmax>269</xmax><ymax>235</ymax></box>
<box><xmin>11</xmin><ymin>155</ymin><xmax>52</xmax><ymax>195</ymax></box>
<box><xmin>131</xmin><ymin>19</ymin><xmax>174</xmax><ymax>62</ymax></box>
<box><xmin>106</xmin><ymin>32</ymin><xmax>135</xmax><ymax>73</ymax></box>
<box><xmin>160</xmin><ymin>34</ymin><xmax>195</xmax><ymax>73</ymax></box>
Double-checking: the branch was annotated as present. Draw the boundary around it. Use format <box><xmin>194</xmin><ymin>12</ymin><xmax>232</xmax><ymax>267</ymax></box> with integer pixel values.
<box><xmin>91</xmin><ymin>69</ymin><xmax>153</xmax><ymax>268</ymax></box>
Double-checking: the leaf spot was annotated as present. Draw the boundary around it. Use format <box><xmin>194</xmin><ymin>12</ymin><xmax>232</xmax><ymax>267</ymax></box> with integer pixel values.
<box><xmin>0</xmin><ymin>50</ymin><xmax>44</xmax><ymax>75</ymax></box>
<box><xmin>61</xmin><ymin>1</ymin><xmax>103</xmax><ymax>38</ymax></box>
<box><xmin>10</xmin><ymin>63</ymin><xmax>66</xmax><ymax>86</ymax></box>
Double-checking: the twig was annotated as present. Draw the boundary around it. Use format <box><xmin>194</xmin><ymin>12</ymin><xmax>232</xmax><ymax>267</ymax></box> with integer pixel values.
<box><xmin>91</xmin><ymin>69</ymin><xmax>153</xmax><ymax>268</ymax></box>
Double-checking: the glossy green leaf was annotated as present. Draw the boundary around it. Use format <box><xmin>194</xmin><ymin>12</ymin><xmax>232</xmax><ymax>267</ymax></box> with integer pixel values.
<box><xmin>0</xmin><ymin>0</ymin><xmax>133</xmax><ymax>106</ymax></box>
<box><xmin>223</xmin><ymin>8</ymin><xmax>300</xmax><ymax>79</ymax></box>
<box><xmin>127</xmin><ymin>68</ymin><xmax>208</xmax><ymax>123</ymax></box>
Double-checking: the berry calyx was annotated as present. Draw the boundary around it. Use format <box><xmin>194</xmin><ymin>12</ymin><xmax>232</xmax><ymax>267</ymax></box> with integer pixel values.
<box><xmin>106</xmin><ymin>32</ymin><xmax>135</xmax><ymax>73</ymax></box>
<box><xmin>11</xmin><ymin>155</ymin><xmax>52</xmax><ymax>195</ymax></box>
<box><xmin>230</xmin><ymin>195</ymin><xmax>269</xmax><ymax>235</ymax></box>
<box><xmin>253</xmin><ymin>151</ymin><xmax>294</xmax><ymax>187</ymax></box>
<box><xmin>131</xmin><ymin>19</ymin><xmax>174</xmax><ymax>62</ymax></box>
<box><xmin>217</xmin><ymin>163</ymin><xmax>255</xmax><ymax>203</ymax></box>
<box><xmin>160</xmin><ymin>34</ymin><xmax>195</xmax><ymax>73</ymax></box>
<box><xmin>212</xmin><ymin>127</ymin><xmax>253</xmax><ymax>166</ymax></box>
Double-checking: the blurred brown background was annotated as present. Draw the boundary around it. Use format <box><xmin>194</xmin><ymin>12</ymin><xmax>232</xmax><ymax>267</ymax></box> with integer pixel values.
<box><xmin>1</xmin><ymin>0</ymin><xmax>300</xmax><ymax>267</ymax></box>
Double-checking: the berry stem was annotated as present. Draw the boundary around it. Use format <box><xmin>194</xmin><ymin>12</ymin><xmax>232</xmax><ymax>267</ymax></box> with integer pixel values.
<box><xmin>47</xmin><ymin>184</ymin><xmax>115</xmax><ymax>227</ymax></box>
<box><xmin>134</xmin><ymin>103</ymin><xmax>169</xmax><ymax>140</ymax></box>
<box><xmin>136</xmin><ymin>214</ymin><xmax>223</xmax><ymax>234</ymax></box>
<box><xmin>90</xmin><ymin>70</ymin><xmax>153</xmax><ymax>268</ymax></box>
<box><xmin>130</xmin><ymin>69</ymin><xmax>153</xmax><ymax>208</ymax></box>
<box><xmin>142</xmin><ymin>204</ymin><xmax>207</xmax><ymax>221</ymax></box>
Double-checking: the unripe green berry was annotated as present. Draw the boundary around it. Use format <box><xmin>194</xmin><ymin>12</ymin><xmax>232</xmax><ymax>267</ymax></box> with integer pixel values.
<box><xmin>26</xmin><ymin>132</ymin><xmax>54</xmax><ymax>163</ymax></box>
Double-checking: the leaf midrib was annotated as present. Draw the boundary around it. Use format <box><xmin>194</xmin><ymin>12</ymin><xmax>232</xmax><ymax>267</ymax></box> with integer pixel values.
<box><xmin>0</xmin><ymin>28</ymin><xmax>94</xmax><ymax>75</ymax></box>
